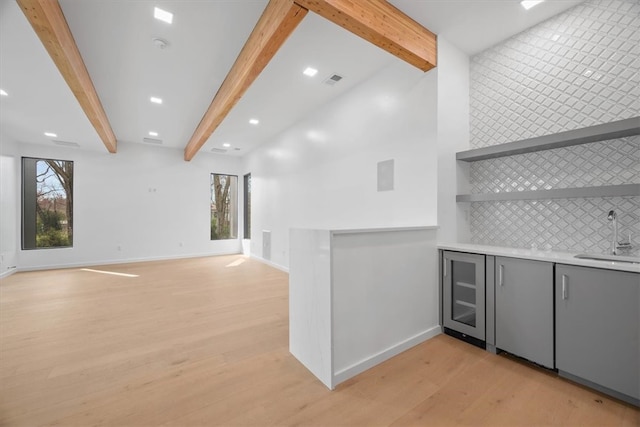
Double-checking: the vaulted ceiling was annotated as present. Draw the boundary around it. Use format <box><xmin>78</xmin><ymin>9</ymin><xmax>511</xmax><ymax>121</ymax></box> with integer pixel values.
<box><xmin>0</xmin><ymin>0</ymin><xmax>585</xmax><ymax>158</ymax></box>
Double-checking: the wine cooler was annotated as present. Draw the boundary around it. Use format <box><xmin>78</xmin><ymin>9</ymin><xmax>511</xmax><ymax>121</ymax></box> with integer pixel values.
<box><xmin>442</xmin><ymin>251</ymin><xmax>486</xmax><ymax>347</ymax></box>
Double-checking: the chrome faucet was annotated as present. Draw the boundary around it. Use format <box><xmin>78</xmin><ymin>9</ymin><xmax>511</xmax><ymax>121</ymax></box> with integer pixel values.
<box><xmin>607</xmin><ymin>210</ymin><xmax>618</xmax><ymax>255</ymax></box>
<box><xmin>608</xmin><ymin>210</ymin><xmax>633</xmax><ymax>255</ymax></box>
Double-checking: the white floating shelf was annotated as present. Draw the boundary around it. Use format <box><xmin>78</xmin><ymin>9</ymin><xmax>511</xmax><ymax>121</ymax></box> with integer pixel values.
<box><xmin>456</xmin><ymin>184</ymin><xmax>640</xmax><ymax>203</ymax></box>
<box><xmin>456</xmin><ymin>117</ymin><xmax>640</xmax><ymax>162</ymax></box>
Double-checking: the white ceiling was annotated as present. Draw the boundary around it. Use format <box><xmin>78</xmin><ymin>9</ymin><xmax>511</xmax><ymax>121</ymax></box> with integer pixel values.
<box><xmin>0</xmin><ymin>0</ymin><xmax>585</xmax><ymax>158</ymax></box>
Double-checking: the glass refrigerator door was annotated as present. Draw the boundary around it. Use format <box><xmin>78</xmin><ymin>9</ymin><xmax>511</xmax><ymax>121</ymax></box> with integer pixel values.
<box><xmin>451</xmin><ymin>260</ymin><xmax>477</xmax><ymax>327</ymax></box>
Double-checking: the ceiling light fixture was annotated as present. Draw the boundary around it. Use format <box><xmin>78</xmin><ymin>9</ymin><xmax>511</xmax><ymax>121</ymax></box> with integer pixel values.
<box><xmin>521</xmin><ymin>0</ymin><xmax>545</xmax><ymax>10</ymax></box>
<box><xmin>44</xmin><ymin>132</ymin><xmax>57</xmax><ymax>138</ymax></box>
<box><xmin>154</xmin><ymin>7</ymin><xmax>173</xmax><ymax>24</ymax></box>
<box><xmin>149</xmin><ymin>131</ymin><xmax>159</xmax><ymax>137</ymax></box>
<box><xmin>303</xmin><ymin>67</ymin><xmax>318</xmax><ymax>77</ymax></box>
<box><xmin>0</xmin><ymin>89</ymin><xmax>7</xmax><ymax>96</ymax></box>
<box><xmin>150</xmin><ymin>96</ymin><xmax>163</xmax><ymax>104</ymax></box>
<box><xmin>223</xmin><ymin>143</ymin><xmax>231</xmax><ymax>148</ymax></box>
<box><xmin>249</xmin><ymin>119</ymin><xmax>259</xmax><ymax>125</ymax></box>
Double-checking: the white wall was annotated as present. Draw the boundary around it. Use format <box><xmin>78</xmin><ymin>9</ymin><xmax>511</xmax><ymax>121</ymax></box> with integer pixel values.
<box><xmin>289</xmin><ymin>227</ymin><xmax>439</xmax><ymax>389</ymax></box>
<box><xmin>0</xmin><ymin>135</ymin><xmax>19</xmax><ymax>277</ymax></box>
<box><xmin>3</xmin><ymin>141</ymin><xmax>242</xmax><ymax>271</ymax></box>
<box><xmin>331</xmin><ymin>227</ymin><xmax>440</xmax><ymax>384</ymax></box>
<box><xmin>243</xmin><ymin>60</ymin><xmax>439</xmax><ymax>270</ymax></box>
<box><xmin>436</xmin><ymin>38</ymin><xmax>471</xmax><ymax>243</ymax></box>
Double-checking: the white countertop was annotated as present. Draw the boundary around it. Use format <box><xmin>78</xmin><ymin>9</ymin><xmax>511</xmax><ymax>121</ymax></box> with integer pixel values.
<box><xmin>291</xmin><ymin>226</ymin><xmax>439</xmax><ymax>235</ymax></box>
<box><xmin>438</xmin><ymin>243</ymin><xmax>640</xmax><ymax>273</ymax></box>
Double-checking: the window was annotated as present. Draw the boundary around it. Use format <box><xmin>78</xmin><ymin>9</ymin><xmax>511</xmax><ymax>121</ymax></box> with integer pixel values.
<box><xmin>210</xmin><ymin>174</ymin><xmax>238</xmax><ymax>240</ymax></box>
<box><xmin>22</xmin><ymin>157</ymin><xmax>74</xmax><ymax>249</ymax></box>
<box><xmin>244</xmin><ymin>173</ymin><xmax>251</xmax><ymax>239</ymax></box>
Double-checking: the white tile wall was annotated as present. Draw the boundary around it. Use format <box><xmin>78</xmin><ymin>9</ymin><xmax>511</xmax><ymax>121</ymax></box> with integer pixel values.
<box><xmin>471</xmin><ymin>0</ymin><xmax>640</xmax><ymax>148</ymax></box>
<box><xmin>471</xmin><ymin>197</ymin><xmax>639</xmax><ymax>255</ymax></box>
<box><xmin>471</xmin><ymin>136</ymin><xmax>639</xmax><ymax>193</ymax></box>
<box><xmin>468</xmin><ymin>0</ymin><xmax>640</xmax><ymax>255</ymax></box>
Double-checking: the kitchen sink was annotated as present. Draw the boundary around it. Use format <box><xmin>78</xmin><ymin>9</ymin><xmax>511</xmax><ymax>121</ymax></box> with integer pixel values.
<box><xmin>574</xmin><ymin>253</ymin><xmax>640</xmax><ymax>264</ymax></box>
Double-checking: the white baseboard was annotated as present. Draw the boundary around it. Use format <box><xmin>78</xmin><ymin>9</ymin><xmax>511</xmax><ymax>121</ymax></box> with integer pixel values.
<box><xmin>251</xmin><ymin>255</ymin><xmax>289</xmax><ymax>273</ymax></box>
<box><xmin>0</xmin><ymin>267</ymin><xmax>18</xmax><ymax>279</ymax></box>
<box><xmin>332</xmin><ymin>325</ymin><xmax>441</xmax><ymax>387</ymax></box>
<box><xmin>16</xmin><ymin>251</ymin><xmax>243</xmax><ymax>273</ymax></box>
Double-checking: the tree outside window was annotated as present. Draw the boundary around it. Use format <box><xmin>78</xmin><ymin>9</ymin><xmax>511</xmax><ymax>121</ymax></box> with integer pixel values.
<box><xmin>210</xmin><ymin>174</ymin><xmax>238</xmax><ymax>240</ymax></box>
<box><xmin>22</xmin><ymin>158</ymin><xmax>74</xmax><ymax>249</ymax></box>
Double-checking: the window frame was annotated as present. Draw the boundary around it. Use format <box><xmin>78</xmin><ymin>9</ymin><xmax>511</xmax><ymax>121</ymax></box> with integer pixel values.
<box><xmin>21</xmin><ymin>156</ymin><xmax>74</xmax><ymax>250</ymax></box>
<box><xmin>243</xmin><ymin>173</ymin><xmax>251</xmax><ymax>239</ymax></box>
<box><xmin>210</xmin><ymin>173</ymin><xmax>239</xmax><ymax>241</ymax></box>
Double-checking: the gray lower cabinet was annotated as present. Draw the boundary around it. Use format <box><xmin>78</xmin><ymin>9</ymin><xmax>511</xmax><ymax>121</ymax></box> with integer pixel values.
<box><xmin>555</xmin><ymin>265</ymin><xmax>640</xmax><ymax>406</ymax></box>
<box><xmin>495</xmin><ymin>257</ymin><xmax>554</xmax><ymax>368</ymax></box>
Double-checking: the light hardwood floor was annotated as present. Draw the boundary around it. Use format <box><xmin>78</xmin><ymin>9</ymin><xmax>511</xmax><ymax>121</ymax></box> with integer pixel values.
<box><xmin>1</xmin><ymin>255</ymin><xmax>638</xmax><ymax>426</ymax></box>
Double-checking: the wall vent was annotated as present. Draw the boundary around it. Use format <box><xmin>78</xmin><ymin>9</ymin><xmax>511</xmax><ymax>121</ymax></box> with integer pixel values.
<box><xmin>52</xmin><ymin>140</ymin><xmax>80</xmax><ymax>148</ymax></box>
<box><xmin>210</xmin><ymin>148</ymin><xmax>227</xmax><ymax>154</ymax></box>
<box><xmin>143</xmin><ymin>137</ymin><xmax>163</xmax><ymax>144</ymax></box>
<box><xmin>324</xmin><ymin>73</ymin><xmax>344</xmax><ymax>86</ymax></box>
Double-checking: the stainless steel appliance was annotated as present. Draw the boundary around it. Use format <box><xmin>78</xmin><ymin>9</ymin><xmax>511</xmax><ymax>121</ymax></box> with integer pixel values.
<box><xmin>442</xmin><ymin>251</ymin><xmax>486</xmax><ymax>348</ymax></box>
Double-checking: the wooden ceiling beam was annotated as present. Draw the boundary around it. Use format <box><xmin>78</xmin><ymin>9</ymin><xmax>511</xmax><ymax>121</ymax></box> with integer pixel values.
<box><xmin>184</xmin><ymin>0</ymin><xmax>307</xmax><ymax>161</ymax></box>
<box><xmin>295</xmin><ymin>0</ymin><xmax>437</xmax><ymax>72</ymax></box>
<box><xmin>18</xmin><ymin>0</ymin><xmax>117</xmax><ymax>153</ymax></box>
<box><xmin>184</xmin><ymin>0</ymin><xmax>437</xmax><ymax>160</ymax></box>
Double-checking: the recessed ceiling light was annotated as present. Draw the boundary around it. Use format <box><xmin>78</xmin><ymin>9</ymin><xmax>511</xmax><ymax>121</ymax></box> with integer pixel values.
<box><xmin>249</xmin><ymin>119</ymin><xmax>259</xmax><ymax>125</ymax></box>
<box><xmin>521</xmin><ymin>0</ymin><xmax>545</xmax><ymax>10</ymax></box>
<box><xmin>154</xmin><ymin>7</ymin><xmax>173</xmax><ymax>24</ymax></box>
<box><xmin>303</xmin><ymin>67</ymin><xmax>318</xmax><ymax>77</ymax></box>
<box><xmin>150</xmin><ymin>96</ymin><xmax>163</xmax><ymax>104</ymax></box>
<box><xmin>149</xmin><ymin>131</ymin><xmax>159</xmax><ymax>137</ymax></box>
<box><xmin>223</xmin><ymin>143</ymin><xmax>231</xmax><ymax>148</ymax></box>
<box><xmin>0</xmin><ymin>89</ymin><xmax>7</xmax><ymax>96</ymax></box>
<box><xmin>44</xmin><ymin>132</ymin><xmax>57</xmax><ymax>138</ymax></box>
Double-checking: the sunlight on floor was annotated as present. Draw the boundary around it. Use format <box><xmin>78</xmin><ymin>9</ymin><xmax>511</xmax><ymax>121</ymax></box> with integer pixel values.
<box><xmin>80</xmin><ymin>268</ymin><xmax>139</xmax><ymax>278</ymax></box>
<box><xmin>225</xmin><ymin>258</ymin><xmax>246</xmax><ymax>268</ymax></box>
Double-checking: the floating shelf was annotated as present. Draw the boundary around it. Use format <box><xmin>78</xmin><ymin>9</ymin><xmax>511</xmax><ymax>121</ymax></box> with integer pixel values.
<box><xmin>456</xmin><ymin>117</ymin><xmax>640</xmax><ymax>162</ymax></box>
<box><xmin>457</xmin><ymin>184</ymin><xmax>640</xmax><ymax>203</ymax></box>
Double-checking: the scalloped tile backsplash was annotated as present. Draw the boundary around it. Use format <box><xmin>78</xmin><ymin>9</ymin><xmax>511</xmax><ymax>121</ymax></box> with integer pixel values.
<box><xmin>468</xmin><ymin>0</ymin><xmax>639</xmax><ymax>255</ymax></box>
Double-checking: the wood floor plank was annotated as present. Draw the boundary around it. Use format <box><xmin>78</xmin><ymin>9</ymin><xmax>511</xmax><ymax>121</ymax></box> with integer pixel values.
<box><xmin>1</xmin><ymin>255</ymin><xmax>637</xmax><ymax>426</ymax></box>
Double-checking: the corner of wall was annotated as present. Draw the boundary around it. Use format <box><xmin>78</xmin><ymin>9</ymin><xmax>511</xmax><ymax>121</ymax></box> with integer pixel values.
<box><xmin>436</xmin><ymin>37</ymin><xmax>471</xmax><ymax>244</ymax></box>
<box><xmin>0</xmin><ymin>134</ymin><xmax>20</xmax><ymax>275</ymax></box>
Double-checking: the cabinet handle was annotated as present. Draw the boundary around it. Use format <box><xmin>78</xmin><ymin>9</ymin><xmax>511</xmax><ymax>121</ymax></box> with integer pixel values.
<box><xmin>562</xmin><ymin>275</ymin><xmax>568</xmax><ymax>300</ymax></box>
<box><xmin>499</xmin><ymin>264</ymin><xmax>504</xmax><ymax>286</ymax></box>
<box><xmin>443</xmin><ymin>258</ymin><xmax>447</xmax><ymax>277</ymax></box>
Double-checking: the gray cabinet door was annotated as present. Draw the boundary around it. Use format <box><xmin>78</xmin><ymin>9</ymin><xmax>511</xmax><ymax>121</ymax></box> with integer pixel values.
<box><xmin>495</xmin><ymin>257</ymin><xmax>554</xmax><ymax>368</ymax></box>
<box><xmin>556</xmin><ymin>265</ymin><xmax>640</xmax><ymax>403</ymax></box>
